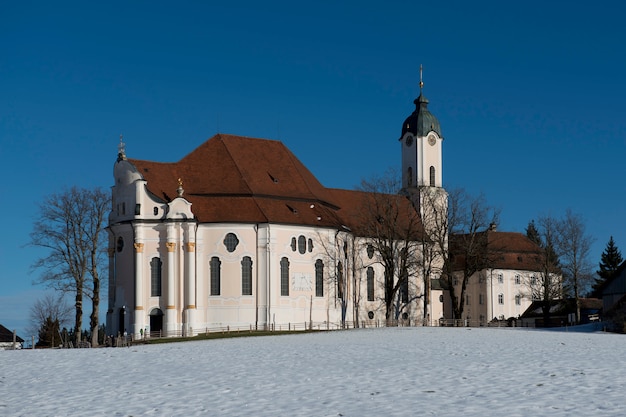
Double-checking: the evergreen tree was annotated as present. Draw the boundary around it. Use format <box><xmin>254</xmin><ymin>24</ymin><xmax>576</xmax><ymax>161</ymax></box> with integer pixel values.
<box><xmin>526</xmin><ymin>220</ymin><xmax>541</xmax><ymax>246</ymax></box>
<box><xmin>592</xmin><ymin>236</ymin><xmax>623</xmax><ymax>297</ymax></box>
<box><xmin>36</xmin><ymin>316</ymin><xmax>60</xmax><ymax>348</ymax></box>
<box><xmin>526</xmin><ymin>220</ymin><xmax>561</xmax><ymax>270</ymax></box>
<box><xmin>525</xmin><ymin>218</ymin><xmax>563</xmax><ymax>326</ymax></box>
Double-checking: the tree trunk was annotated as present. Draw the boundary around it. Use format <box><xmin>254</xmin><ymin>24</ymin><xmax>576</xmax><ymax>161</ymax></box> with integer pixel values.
<box><xmin>90</xmin><ymin>274</ymin><xmax>100</xmax><ymax>347</ymax></box>
<box><xmin>574</xmin><ymin>282</ymin><xmax>580</xmax><ymax>325</ymax></box>
<box><xmin>423</xmin><ymin>274</ymin><xmax>430</xmax><ymax>326</ymax></box>
<box><xmin>75</xmin><ymin>284</ymin><xmax>83</xmax><ymax>342</ymax></box>
<box><xmin>542</xmin><ymin>301</ymin><xmax>550</xmax><ymax>327</ymax></box>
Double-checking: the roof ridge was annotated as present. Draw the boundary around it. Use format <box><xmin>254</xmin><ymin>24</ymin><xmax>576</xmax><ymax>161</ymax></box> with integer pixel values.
<box><xmin>218</xmin><ymin>135</ymin><xmax>255</xmax><ymax>196</ymax></box>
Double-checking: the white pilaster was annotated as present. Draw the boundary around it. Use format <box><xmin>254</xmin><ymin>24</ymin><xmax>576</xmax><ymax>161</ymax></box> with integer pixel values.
<box><xmin>133</xmin><ymin>241</ymin><xmax>145</xmax><ymax>337</ymax></box>
<box><xmin>165</xmin><ymin>223</ymin><xmax>177</xmax><ymax>335</ymax></box>
<box><xmin>184</xmin><ymin>222</ymin><xmax>196</xmax><ymax>335</ymax></box>
<box><xmin>256</xmin><ymin>226</ymin><xmax>269</xmax><ymax>329</ymax></box>
<box><xmin>106</xmin><ymin>246</ymin><xmax>115</xmax><ymax>333</ymax></box>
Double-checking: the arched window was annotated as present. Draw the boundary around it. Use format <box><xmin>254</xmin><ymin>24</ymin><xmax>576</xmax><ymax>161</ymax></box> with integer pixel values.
<box><xmin>291</xmin><ymin>237</ymin><xmax>297</xmax><ymax>252</ymax></box>
<box><xmin>367</xmin><ymin>244</ymin><xmax>374</xmax><ymax>259</ymax></box>
<box><xmin>241</xmin><ymin>256</ymin><xmax>253</xmax><ymax>295</ymax></box>
<box><xmin>401</xmin><ymin>274</ymin><xmax>409</xmax><ymax>303</ymax></box>
<box><xmin>407</xmin><ymin>167</ymin><xmax>413</xmax><ymax>186</ymax></box>
<box><xmin>498</xmin><ymin>293</ymin><xmax>504</xmax><ymax>305</ymax></box>
<box><xmin>315</xmin><ymin>259</ymin><xmax>324</xmax><ymax>297</ymax></box>
<box><xmin>280</xmin><ymin>257</ymin><xmax>290</xmax><ymax>296</ymax></box>
<box><xmin>210</xmin><ymin>257</ymin><xmax>221</xmax><ymax>296</ymax></box>
<box><xmin>337</xmin><ymin>261</ymin><xmax>344</xmax><ymax>300</ymax></box>
<box><xmin>308</xmin><ymin>238</ymin><xmax>314</xmax><ymax>252</ymax></box>
<box><xmin>429</xmin><ymin>166</ymin><xmax>436</xmax><ymax>186</ymax></box>
<box><xmin>367</xmin><ymin>267</ymin><xmax>374</xmax><ymax>301</ymax></box>
<box><xmin>298</xmin><ymin>235</ymin><xmax>306</xmax><ymax>254</ymax></box>
<box><xmin>515</xmin><ymin>294</ymin><xmax>521</xmax><ymax>305</ymax></box>
<box><xmin>150</xmin><ymin>257</ymin><xmax>162</xmax><ymax>297</ymax></box>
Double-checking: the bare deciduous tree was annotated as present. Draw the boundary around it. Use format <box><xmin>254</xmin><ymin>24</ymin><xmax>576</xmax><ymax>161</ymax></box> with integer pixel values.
<box><xmin>443</xmin><ymin>189</ymin><xmax>499</xmax><ymax>322</ymax></box>
<box><xmin>524</xmin><ymin>217</ymin><xmax>563</xmax><ymax>325</ymax></box>
<box><xmin>316</xmin><ymin>229</ymin><xmax>354</xmax><ymax>328</ymax></box>
<box><xmin>415</xmin><ymin>186</ymin><xmax>448</xmax><ymax>325</ymax></box>
<box><xmin>557</xmin><ymin>209</ymin><xmax>595</xmax><ymax>324</ymax></box>
<box><xmin>29</xmin><ymin>186</ymin><xmax>109</xmax><ymax>346</ymax></box>
<box><xmin>28</xmin><ymin>292</ymin><xmax>72</xmax><ymax>346</ymax></box>
<box><xmin>357</xmin><ymin>169</ymin><xmax>424</xmax><ymax>325</ymax></box>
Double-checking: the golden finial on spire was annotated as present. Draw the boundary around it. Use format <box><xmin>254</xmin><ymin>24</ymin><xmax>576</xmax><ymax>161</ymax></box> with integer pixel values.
<box><xmin>177</xmin><ymin>178</ymin><xmax>184</xmax><ymax>197</ymax></box>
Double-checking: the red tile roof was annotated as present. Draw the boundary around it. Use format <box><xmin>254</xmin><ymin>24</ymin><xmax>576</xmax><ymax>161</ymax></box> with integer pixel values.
<box><xmin>128</xmin><ymin>133</ymin><xmax>415</xmax><ymax>232</ymax></box>
<box><xmin>328</xmin><ymin>188</ymin><xmax>424</xmax><ymax>238</ymax></box>
<box><xmin>451</xmin><ymin>231</ymin><xmax>544</xmax><ymax>271</ymax></box>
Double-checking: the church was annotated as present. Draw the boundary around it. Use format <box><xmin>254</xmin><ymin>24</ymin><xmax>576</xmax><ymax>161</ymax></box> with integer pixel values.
<box><xmin>106</xmin><ymin>80</ymin><xmax>451</xmax><ymax>338</ymax></box>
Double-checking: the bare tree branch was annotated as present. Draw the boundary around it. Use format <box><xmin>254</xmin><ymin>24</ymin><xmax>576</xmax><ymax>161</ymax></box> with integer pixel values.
<box><xmin>29</xmin><ymin>186</ymin><xmax>109</xmax><ymax>346</ymax></box>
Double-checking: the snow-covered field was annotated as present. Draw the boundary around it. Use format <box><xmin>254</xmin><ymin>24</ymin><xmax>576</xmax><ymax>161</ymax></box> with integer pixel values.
<box><xmin>1</xmin><ymin>326</ymin><xmax>624</xmax><ymax>416</ymax></box>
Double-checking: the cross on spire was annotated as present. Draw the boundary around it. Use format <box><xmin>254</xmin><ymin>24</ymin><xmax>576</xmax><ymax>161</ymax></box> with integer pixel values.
<box><xmin>419</xmin><ymin>64</ymin><xmax>424</xmax><ymax>92</ymax></box>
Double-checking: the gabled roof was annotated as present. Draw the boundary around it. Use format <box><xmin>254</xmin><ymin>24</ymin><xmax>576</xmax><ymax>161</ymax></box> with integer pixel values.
<box><xmin>128</xmin><ymin>134</ymin><xmax>420</xmax><ymax>232</ymax></box>
<box><xmin>450</xmin><ymin>230</ymin><xmax>544</xmax><ymax>272</ymax></box>
<box><xmin>328</xmin><ymin>188</ymin><xmax>424</xmax><ymax>238</ymax></box>
<box><xmin>129</xmin><ymin>134</ymin><xmax>344</xmax><ymax>226</ymax></box>
<box><xmin>0</xmin><ymin>324</ymin><xmax>24</xmax><ymax>343</ymax></box>
<box><xmin>521</xmin><ymin>298</ymin><xmax>602</xmax><ymax>318</ymax></box>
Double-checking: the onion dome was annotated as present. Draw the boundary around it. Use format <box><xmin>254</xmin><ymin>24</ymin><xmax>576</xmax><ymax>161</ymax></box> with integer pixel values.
<box><xmin>400</xmin><ymin>93</ymin><xmax>442</xmax><ymax>139</ymax></box>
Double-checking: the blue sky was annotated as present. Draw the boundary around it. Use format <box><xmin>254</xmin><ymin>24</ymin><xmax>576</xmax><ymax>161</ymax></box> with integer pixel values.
<box><xmin>2</xmin><ymin>1</ymin><xmax>625</xmax><ymax>338</ymax></box>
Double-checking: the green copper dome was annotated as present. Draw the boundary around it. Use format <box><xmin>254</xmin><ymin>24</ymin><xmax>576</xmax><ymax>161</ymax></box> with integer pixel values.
<box><xmin>400</xmin><ymin>93</ymin><xmax>442</xmax><ymax>139</ymax></box>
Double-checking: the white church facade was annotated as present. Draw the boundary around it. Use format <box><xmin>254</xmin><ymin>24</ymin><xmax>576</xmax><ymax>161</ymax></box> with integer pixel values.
<box><xmin>106</xmin><ymin>82</ymin><xmax>449</xmax><ymax>338</ymax></box>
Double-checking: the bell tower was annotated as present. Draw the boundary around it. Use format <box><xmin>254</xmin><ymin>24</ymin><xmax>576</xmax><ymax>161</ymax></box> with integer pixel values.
<box><xmin>399</xmin><ymin>67</ymin><xmax>448</xmax><ymax>326</ymax></box>
<box><xmin>399</xmin><ymin>66</ymin><xmax>446</xmax><ymax>221</ymax></box>
<box><xmin>400</xmin><ymin>66</ymin><xmax>443</xmax><ymax>191</ymax></box>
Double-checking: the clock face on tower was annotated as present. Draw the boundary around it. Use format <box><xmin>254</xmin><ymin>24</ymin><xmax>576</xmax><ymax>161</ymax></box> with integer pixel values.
<box><xmin>428</xmin><ymin>134</ymin><xmax>436</xmax><ymax>146</ymax></box>
<box><xmin>405</xmin><ymin>136</ymin><xmax>413</xmax><ymax>147</ymax></box>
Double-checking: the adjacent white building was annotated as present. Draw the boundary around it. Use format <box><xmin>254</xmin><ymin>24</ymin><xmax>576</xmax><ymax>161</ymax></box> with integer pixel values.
<box><xmin>447</xmin><ymin>229</ymin><xmax>547</xmax><ymax>325</ymax></box>
<box><xmin>0</xmin><ymin>324</ymin><xmax>23</xmax><ymax>350</ymax></box>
